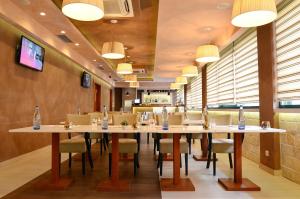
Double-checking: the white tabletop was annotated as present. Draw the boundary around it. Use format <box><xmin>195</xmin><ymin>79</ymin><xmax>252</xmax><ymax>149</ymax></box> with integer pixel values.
<box><xmin>182</xmin><ymin>120</ymin><xmax>203</xmax><ymax>125</ymax></box>
<box><xmin>9</xmin><ymin>125</ymin><xmax>286</xmax><ymax>134</ymax></box>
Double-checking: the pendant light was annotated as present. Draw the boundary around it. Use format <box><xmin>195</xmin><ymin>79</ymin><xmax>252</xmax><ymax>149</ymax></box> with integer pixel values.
<box><xmin>170</xmin><ymin>83</ymin><xmax>181</xmax><ymax>90</ymax></box>
<box><xmin>62</xmin><ymin>0</ymin><xmax>104</xmax><ymax>21</ymax></box>
<box><xmin>232</xmin><ymin>0</ymin><xmax>277</xmax><ymax>27</ymax></box>
<box><xmin>182</xmin><ymin>65</ymin><xmax>198</xmax><ymax>77</ymax></box>
<box><xmin>175</xmin><ymin>76</ymin><xmax>188</xmax><ymax>85</ymax></box>
<box><xmin>102</xmin><ymin>42</ymin><xmax>125</xmax><ymax>59</ymax></box>
<box><xmin>129</xmin><ymin>81</ymin><xmax>139</xmax><ymax>88</ymax></box>
<box><xmin>124</xmin><ymin>74</ymin><xmax>137</xmax><ymax>82</ymax></box>
<box><xmin>117</xmin><ymin>63</ymin><xmax>133</xmax><ymax>75</ymax></box>
<box><xmin>196</xmin><ymin>45</ymin><xmax>220</xmax><ymax>63</ymax></box>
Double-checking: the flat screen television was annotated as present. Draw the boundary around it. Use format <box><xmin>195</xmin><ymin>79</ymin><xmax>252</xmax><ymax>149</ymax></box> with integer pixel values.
<box><xmin>81</xmin><ymin>72</ymin><xmax>92</xmax><ymax>88</ymax></box>
<box><xmin>16</xmin><ymin>36</ymin><xmax>45</xmax><ymax>71</ymax></box>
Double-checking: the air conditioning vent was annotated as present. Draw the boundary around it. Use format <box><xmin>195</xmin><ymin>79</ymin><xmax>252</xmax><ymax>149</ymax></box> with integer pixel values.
<box><xmin>103</xmin><ymin>0</ymin><xmax>134</xmax><ymax>18</ymax></box>
<box><xmin>133</xmin><ymin>68</ymin><xmax>145</xmax><ymax>74</ymax></box>
<box><xmin>57</xmin><ymin>34</ymin><xmax>73</xmax><ymax>43</ymax></box>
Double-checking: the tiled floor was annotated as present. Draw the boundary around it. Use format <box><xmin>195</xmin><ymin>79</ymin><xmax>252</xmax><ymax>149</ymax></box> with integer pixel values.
<box><xmin>1</xmin><ymin>135</ymin><xmax>300</xmax><ymax>199</ymax></box>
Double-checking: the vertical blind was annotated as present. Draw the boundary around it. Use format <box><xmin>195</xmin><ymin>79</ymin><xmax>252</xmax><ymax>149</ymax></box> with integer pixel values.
<box><xmin>207</xmin><ymin>29</ymin><xmax>258</xmax><ymax>107</ymax></box>
<box><xmin>186</xmin><ymin>72</ymin><xmax>202</xmax><ymax>109</ymax></box>
<box><xmin>276</xmin><ymin>0</ymin><xmax>300</xmax><ymax>101</ymax></box>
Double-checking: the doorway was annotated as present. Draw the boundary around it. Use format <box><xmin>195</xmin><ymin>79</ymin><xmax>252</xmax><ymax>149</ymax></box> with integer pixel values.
<box><xmin>94</xmin><ymin>83</ymin><xmax>101</xmax><ymax>112</ymax></box>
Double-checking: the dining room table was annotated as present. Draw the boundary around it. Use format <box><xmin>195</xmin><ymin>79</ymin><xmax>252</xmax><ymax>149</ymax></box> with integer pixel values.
<box><xmin>9</xmin><ymin>124</ymin><xmax>285</xmax><ymax>192</ymax></box>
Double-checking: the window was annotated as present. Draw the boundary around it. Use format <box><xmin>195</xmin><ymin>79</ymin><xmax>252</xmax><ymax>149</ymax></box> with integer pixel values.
<box><xmin>276</xmin><ymin>0</ymin><xmax>300</xmax><ymax>108</ymax></box>
<box><xmin>186</xmin><ymin>72</ymin><xmax>202</xmax><ymax>110</ymax></box>
<box><xmin>176</xmin><ymin>86</ymin><xmax>184</xmax><ymax>105</ymax></box>
<box><xmin>207</xmin><ymin>29</ymin><xmax>259</xmax><ymax>108</ymax></box>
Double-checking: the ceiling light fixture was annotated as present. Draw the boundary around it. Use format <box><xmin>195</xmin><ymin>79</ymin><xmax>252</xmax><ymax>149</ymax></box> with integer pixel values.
<box><xmin>60</xmin><ymin>30</ymin><xmax>66</xmax><ymax>34</ymax></box>
<box><xmin>124</xmin><ymin>74</ymin><xmax>137</xmax><ymax>82</ymax></box>
<box><xmin>117</xmin><ymin>63</ymin><xmax>133</xmax><ymax>75</ymax></box>
<box><xmin>62</xmin><ymin>0</ymin><xmax>104</xmax><ymax>21</ymax></box>
<box><xmin>110</xmin><ymin>19</ymin><xmax>118</xmax><ymax>24</ymax></box>
<box><xmin>40</xmin><ymin>12</ymin><xmax>46</xmax><ymax>16</ymax></box>
<box><xmin>170</xmin><ymin>83</ymin><xmax>181</xmax><ymax>90</ymax></box>
<box><xmin>102</xmin><ymin>41</ymin><xmax>125</xmax><ymax>59</ymax></box>
<box><xmin>196</xmin><ymin>45</ymin><xmax>220</xmax><ymax>63</ymax></box>
<box><xmin>182</xmin><ymin>65</ymin><xmax>198</xmax><ymax>77</ymax></box>
<box><xmin>231</xmin><ymin>0</ymin><xmax>277</xmax><ymax>27</ymax></box>
<box><xmin>75</xmin><ymin>43</ymin><xmax>80</xmax><ymax>46</ymax></box>
<box><xmin>175</xmin><ymin>76</ymin><xmax>188</xmax><ymax>85</ymax></box>
<box><xmin>129</xmin><ymin>81</ymin><xmax>139</xmax><ymax>88</ymax></box>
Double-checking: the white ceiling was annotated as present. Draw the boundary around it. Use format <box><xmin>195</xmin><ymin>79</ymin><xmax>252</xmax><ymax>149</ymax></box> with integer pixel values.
<box><xmin>154</xmin><ymin>0</ymin><xmax>238</xmax><ymax>82</ymax></box>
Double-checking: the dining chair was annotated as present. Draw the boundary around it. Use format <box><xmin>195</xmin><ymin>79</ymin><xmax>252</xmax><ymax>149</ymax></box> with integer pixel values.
<box><xmin>156</xmin><ymin>114</ymin><xmax>189</xmax><ymax>176</ymax></box>
<box><xmin>206</xmin><ymin>114</ymin><xmax>233</xmax><ymax>176</ymax></box>
<box><xmin>108</xmin><ymin>113</ymin><xmax>140</xmax><ymax>176</ymax></box>
<box><xmin>185</xmin><ymin>112</ymin><xmax>203</xmax><ymax>154</ymax></box>
<box><xmin>88</xmin><ymin>112</ymin><xmax>109</xmax><ymax>155</ymax></box>
<box><xmin>59</xmin><ymin>114</ymin><xmax>93</xmax><ymax>175</ymax></box>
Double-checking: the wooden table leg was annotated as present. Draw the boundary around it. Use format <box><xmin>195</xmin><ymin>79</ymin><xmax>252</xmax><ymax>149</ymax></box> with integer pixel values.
<box><xmin>97</xmin><ymin>133</ymin><xmax>130</xmax><ymax>192</ymax></box>
<box><xmin>193</xmin><ymin>133</ymin><xmax>208</xmax><ymax>161</ymax></box>
<box><xmin>160</xmin><ymin>134</ymin><xmax>195</xmax><ymax>191</ymax></box>
<box><xmin>35</xmin><ymin>133</ymin><xmax>73</xmax><ymax>190</ymax></box>
<box><xmin>218</xmin><ymin>133</ymin><xmax>261</xmax><ymax>191</ymax></box>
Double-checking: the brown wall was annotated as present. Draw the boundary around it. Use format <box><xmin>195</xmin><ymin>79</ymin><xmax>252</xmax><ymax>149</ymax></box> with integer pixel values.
<box><xmin>0</xmin><ymin>18</ymin><xmax>99</xmax><ymax>161</ymax></box>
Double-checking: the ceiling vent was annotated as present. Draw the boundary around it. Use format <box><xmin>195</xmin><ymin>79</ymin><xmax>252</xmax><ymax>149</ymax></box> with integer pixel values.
<box><xmin>103</xmin><ymin>0</ymin><xmax>134</xmax><ymax>18</ymax></box>
<box><xmin>56</xmin><ymin>34</ymin><xmax>73</xmax><ymax>43</ymax></box>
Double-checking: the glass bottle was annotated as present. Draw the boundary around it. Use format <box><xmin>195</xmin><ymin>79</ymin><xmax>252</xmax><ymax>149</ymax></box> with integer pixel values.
<box><xmin>238</xmin><ymin>105</ymin><xmax>246</xmax><ymax>130</ymax></box>
<box><xmin>102</xmin><ymin>106</ymin><xmax>108</xmax><ymax>130</ymax></box>
<box><xmin>162</xmin><ymin>106</ymin><xmax>169</xmax><ymax>130</ymax></box>
<box><xmin>33</xmin><ymin>106</ymin><xmax>41</xmax><ymax>130</ymax></box>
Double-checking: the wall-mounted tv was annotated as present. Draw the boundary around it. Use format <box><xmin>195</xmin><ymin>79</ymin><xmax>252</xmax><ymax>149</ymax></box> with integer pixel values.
<box><xmin>81</xmin><ymin>71</ymin><xmax>92</xmax><ymax>88</ymax></box>
<box><xmin>16</xmin><ymin>36</ymin><xmax>45</xmax><ymax>71</ymax></box>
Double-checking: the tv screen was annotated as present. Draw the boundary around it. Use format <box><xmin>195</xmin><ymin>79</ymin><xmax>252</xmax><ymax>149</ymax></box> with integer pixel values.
<box><xmin>81</xmin><ymin>72</ymin><xmax>91</xmax><ymax>88</ymax></box>
<box><xmin>134</xmin><ymin>99</ymin><xmax>141</xmax><ymax>104</ymax></box>
<box><xmin>17</xmin><ymin>36</ymin><xmax>45</xmax><ymax>71</ymax></box>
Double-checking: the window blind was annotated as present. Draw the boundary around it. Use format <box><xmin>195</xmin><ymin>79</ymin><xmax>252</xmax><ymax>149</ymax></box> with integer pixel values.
<box><xmin>207</xmin><ymin>29</ymin><xmax>259</xmax><ymax>107</ymax></box>
<box><xmin>176</xmin><ymin>86</ymin><xmax>184</xmax><ymax>104</ymax></box>
<box><xmin>186</xmin><ymin>72</ymin><xmax>202</xmax><ymax>109</ymax></box>
<box><xmin>276</xmin><ymin>0</ymin><xmax>300</xmax><ymax>101</ymax></box>
<box><xmin>207</xmin><ymin>50</ymin><xmax>234</xmax><ymax>106</ymax></box>
<box><xmin>234</xmin><ymin>30</ymin><xmax>259</xmax><ymax>105</ymax></box>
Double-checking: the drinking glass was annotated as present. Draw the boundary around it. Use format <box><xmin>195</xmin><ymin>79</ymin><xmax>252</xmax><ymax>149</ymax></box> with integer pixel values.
<box><xmin>210</xmin><ymin>117</ymin><xmax>216</xmax><ymax>129</ymax></box>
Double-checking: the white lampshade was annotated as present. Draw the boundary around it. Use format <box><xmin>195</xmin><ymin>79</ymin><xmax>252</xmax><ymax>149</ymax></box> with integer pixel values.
<box><xmin>62</xmin><ymin>0</ymin><xmax>104</xmax><ymax>21</ymax></box>
<box><xmin>117</xmin><ymin>63</ymin><xmax>133</xmax><ymax>75</ymax></box>
<box><xmin>232</xmin><ymin>0</ymin><xmax>277</xmax><ymax>27</ymax></box>
<box><xmin>129</xmin><ymin>81</ymin><xmax>139</xmax><ymax>88</ymax></box>
<box><xmin>170</xmin><ymin>83</ymin><xmax>181</xmax><ymax>90</ymax></box>
<box><xmin>124</xmin><ymin>74</ymin><xmax>137</xmax><ymax>82</ymax></box>
<box><xmin>175</xmin><ymin>76</ymin><xmax>188</xmax><ymax>85</ymax></box>
<box><xmin>196</xmin><ymin>45</ymin><xmax>220</xmax><ymax>63</ymax></box>
<box><xmin>182</xmin><ymin>65</ymin><xmax>198</xmax><ymax>77</ymax></box>
<box><xmin>102</xmin><ymin>42</ymin><xmax>125</xmax><ymax>59</ymax></box>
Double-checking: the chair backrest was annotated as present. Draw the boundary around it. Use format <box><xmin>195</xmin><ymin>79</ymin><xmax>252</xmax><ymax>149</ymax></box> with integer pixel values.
<box><xmin>212</xmin><ymin>114</ymin><xmax>231</xmax><ymax>126</ymax></box>
<box><xmin>88</xmin><ymin>112</ymin><xmax>102</xmax><ymax>120</ymax></box>
<box><xmin>112</xmin><ymin>114</ymin><xmax>136</xmax><ymax>125</ymax></box>
<box><xmin>186</xmin><ymin>113</ymin><xmax>202</xmax><ymax>120</ymax></box>
<box><xmin>156</xmin><ymin>114</ymin><xmax>182</xmax><ymax>125</ymax></box>
<box><xmin>67</xmin><ymin>114</ymin><xmax>91</xmax><ymax>125</ymax></box>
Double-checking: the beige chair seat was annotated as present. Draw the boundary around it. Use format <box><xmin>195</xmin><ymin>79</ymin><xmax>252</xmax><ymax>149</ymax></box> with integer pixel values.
<box><xmin>159</xmin><ymin>138</ymin><xmax>189</xmax><ymax>153</ymax></box>
<box><xmin>211</xmin><ymin>138</ymin><xmax>234</xmax><ymax>153</ymax></box>
<box><xmin>108</xmin><ymin>138</ymin><xmax>138</xmax><ymax>153</ymax></box>
<box><xmin>60</xmin><ymin>138</ymin><xmax>86</xmax><ymax>153</ymax></box>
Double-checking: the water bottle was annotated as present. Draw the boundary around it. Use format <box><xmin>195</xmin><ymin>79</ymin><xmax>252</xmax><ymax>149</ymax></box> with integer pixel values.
<box><xmin>102</xmin><ymin>106</ymin><xmax>108</xmax><ymax>130</ymax></box>
<box><xmin>33</xmin><ymin>106</ymin><xmax>41</xmax><ymax>130</ymax></box>
<box><xmin>238</xmin><ymin>106</ymin><xmax>245</xmax><ymax>130</ymax></box>
<box><xmin>162</xmin><ymin>106</ymin><xmax>169</xmax><ymax>130</ymax></box>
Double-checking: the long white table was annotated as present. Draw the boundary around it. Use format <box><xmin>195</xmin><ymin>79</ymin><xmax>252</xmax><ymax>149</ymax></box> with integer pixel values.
<box><xmin>9</xmin><ymin>125</ymin><xmax>285</xmax><ymax>192</ymax></box>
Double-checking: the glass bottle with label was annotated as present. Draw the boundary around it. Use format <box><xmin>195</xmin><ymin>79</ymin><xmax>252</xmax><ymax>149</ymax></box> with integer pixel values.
<box><xmin>162</xmin><ymin>106</ymin><xmax>169</xmax><ymax>130</ymax></box>
<box><xmin>238</xmin><ymin>105</ymin><xmax>246</xmax><ymax>130</ymax></box>
<box><xmin>33</xmin><ymin>106</ymin><xmax>41</xmax><ymax>130</ymax></box>
<box><xmin>102</xmin><ymin>106</ymin><xmax>108</xmax><ymax>130</ymax></box>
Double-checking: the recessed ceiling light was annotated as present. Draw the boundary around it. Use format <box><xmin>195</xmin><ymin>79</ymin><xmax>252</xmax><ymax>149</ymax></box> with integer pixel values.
<box><xmin>93</xmin><ymin>59</ymin><xmax>97</xmax><ymax>62</ymax></box>
<box><xmin>217</xmin><ymin>2</ymin><xmax>231</xmax><ymax>10</ymax></box>
<box><xmin>110</xmin><ymin>19</ymin><xmax>118</xmax><ymax>24</ymax></box>
<box><xmin>124</xmin><ymin>46</ymin><xmax>128</xmax><ymax>50</ymax></box>
<box><xmin>60</xmin><ymin>30</ymin><xmax>66</xmax><ymax>34</ymax></box>
<box><xmin>127</xmin><ymin>55</ymin><xmax>130</xmax><ymax>58</ymax></box>
<box><xmin>75</xmin><ymin>43</ymin><xmax>80</xmax><ymax>46</ymax></box>
<box><xmin>202</xmin><ymin>26</ymin><xmax>213</xmax><ymax>32</ymax></box>
<box><xmin>40</xmin><ymin>12</ymin><xmax>46</xmax><ymax>16</ymax></box>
